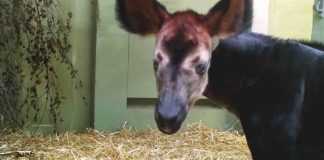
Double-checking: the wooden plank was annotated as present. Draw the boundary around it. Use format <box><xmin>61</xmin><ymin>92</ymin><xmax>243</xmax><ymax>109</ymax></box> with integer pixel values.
<box><xmin>95</xmin><ymin>0</ymin><xmax>129</xmax><ymax>130</ymax></box>
<box><xmin>128</xmin><ymin>35</ymin><xmax>156</xmax><ymax>98</ymax></box>
<box><xmin>312</xmin><ymin>10</ymin><xmax>324</xmax><ymax>42</ymax></box>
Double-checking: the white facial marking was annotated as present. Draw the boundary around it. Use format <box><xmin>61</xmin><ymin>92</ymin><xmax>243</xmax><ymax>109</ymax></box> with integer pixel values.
<box><xmin>154</xmin><ymin>33</ymin><xmax>170</xmax><ymax>65</ymax></box>
<box><xmin>182</xmin><ymin>44</ymin><xmax>211</xmax><ymax>107</ymax></box>
<box><xmin>182</xmin><ymin>44</ymin><xmax>211</xmax><ymax>70</ymax></box>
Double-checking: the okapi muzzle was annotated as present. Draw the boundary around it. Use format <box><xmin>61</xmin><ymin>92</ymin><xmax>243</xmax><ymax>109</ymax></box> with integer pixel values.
<box><xmin>153</xmin><ymin>49</ymin><xmax>210</xmax><ymax>134</ymax></box>
<box><xmin>154</xmin><ymin>82</ymin><xmax>188</xmax><ymax>134</ymax></box>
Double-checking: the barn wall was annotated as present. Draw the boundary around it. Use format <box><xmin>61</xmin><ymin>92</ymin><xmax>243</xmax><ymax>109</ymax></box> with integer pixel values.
<box><xmin>312</xmin><ymin>7</ymin><xmax>324</xmax><ymax>42</ymax></box>
<box><xmin>268</xmin><ymin>0</ymin><xmax>314</xmax><ymax>40</ymax></box>
<box><xmin>252</xmin><ymin>0</ymin><xmax>270</xmax><ymax>34</ymax></box>
<box><xmin>58</xmin><ymin>0</ymin><xmax>96</xmax><ymax>132</ymax></box>
<box><xmin>21</xmin><ymin>0</ymin><xmax>97</xmax><ymax>133</ymax></box>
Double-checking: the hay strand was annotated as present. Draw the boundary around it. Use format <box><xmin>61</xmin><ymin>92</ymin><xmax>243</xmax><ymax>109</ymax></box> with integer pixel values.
<box><xmin>0</xmin><ymin>123</ymin><xmax>251</xmax><ymax>160</ymax></box>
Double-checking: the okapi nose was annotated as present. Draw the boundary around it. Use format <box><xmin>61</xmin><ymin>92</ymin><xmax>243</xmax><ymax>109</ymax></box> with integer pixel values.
<box><xmin>154</xmin><ymin>99</ymin><xmax>188</xmax><ymax>134</ymax></box>
<box><xmin>155</xmin><ymin>108</ymin><xmax>179</xmax><ymax>125</ymax></box>
<box><xmin>155</xmin><ymin>108</ymin><xmax>182</xmax><ymax>135</ymax></box>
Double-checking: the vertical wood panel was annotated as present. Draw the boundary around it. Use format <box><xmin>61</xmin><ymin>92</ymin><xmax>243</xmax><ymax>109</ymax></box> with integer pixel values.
<box><xmin>128</xmin><ymin>36</ymin><xmax>156</xmax><ymax>98</ymax></box>
<box><xmin>95</xmin><ymin>0</ymin><xmax>129</xmax><ymax>130</ymax></box>
<box><xmin>312</xmin><ymin>3</ymin><xmax>324</xmax><ymax>42</ymax></box>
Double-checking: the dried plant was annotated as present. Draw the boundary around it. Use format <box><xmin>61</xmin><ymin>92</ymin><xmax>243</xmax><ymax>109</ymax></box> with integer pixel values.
<box><xmin>0</xmin><ymin>0</ymin><xmax>80</xmax><ymax>130</ymax></box>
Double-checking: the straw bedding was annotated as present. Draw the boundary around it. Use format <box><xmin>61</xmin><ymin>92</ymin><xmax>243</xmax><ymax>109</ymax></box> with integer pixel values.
<box><xmin>0</xmin><ymin>123</ymin><xmax>251</xmax><ymax>160</ymax></box>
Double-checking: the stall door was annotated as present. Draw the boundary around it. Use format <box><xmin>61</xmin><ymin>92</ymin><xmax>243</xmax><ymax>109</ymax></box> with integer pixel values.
<box><xmin>95</xmin><ymin>0</ymin><xmax>239</xmax><ymax>131</ymax></box>
<box><xmin>312</xmin><ymin>3</ymin><xmax>324</xmax><ymax>42</ymax></box>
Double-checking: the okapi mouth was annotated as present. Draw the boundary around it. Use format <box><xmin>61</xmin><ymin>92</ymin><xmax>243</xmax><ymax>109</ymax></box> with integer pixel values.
<box><xmin>154</xmin><ymin>99</ymin><xmax>188</xmax><ymax>134</ymax></box>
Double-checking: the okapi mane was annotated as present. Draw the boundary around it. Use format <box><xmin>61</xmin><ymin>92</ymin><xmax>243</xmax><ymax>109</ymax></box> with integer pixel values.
<box><xmin>298</xmin><ymin>40</ymin><xmax>324</xmax><ymax>51</ymax></box>
<box><xmin>250</xmin><ymin>32</ymin><xmax>324</xmax><ymax>52</ymax></box>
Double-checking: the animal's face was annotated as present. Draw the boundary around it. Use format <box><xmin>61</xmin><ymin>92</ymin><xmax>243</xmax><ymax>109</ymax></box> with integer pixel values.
<box><xmin>153</xmin><ymin>14</ymin><xmax>214</xmax><ymax>133</ymax></box>
<box><xmin>116</xmin><ymin>0</ymin><xmax>245</xmax><ymax>134</ymax></box>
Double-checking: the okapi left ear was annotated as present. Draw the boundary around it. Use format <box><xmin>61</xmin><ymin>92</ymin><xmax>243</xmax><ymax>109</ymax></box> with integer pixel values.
<box><xmin>115</xmin><ymin>0</ymin><xmax>170</xmax><ymax>35</ymax></box>
<box><xmin>204</xmin><ymin>0</ymin><xmax>245</xmax><ymax>38</ymax></box>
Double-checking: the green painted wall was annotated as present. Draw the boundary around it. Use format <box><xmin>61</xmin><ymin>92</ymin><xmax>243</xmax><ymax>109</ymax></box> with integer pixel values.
<box><xmin>58</xmin><ymin>0</ymin><xmax>96</xmax><ymax>132</ymax></box>
<box><xmin>23</xmin><ymin>0</ymin><xmax>96</xmax><ymax>133</ymax></box>
<box><xmin>268</xmin><ymin>0</ymin><xmax>314</xmax><ymax>39</ymax></box>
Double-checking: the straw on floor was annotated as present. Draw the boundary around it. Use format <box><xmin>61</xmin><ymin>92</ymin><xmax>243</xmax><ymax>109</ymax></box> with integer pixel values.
<box><xmin>0</xmin><ymin>123</ymin><xmax>251</xmax><ymax>160</ymax></box>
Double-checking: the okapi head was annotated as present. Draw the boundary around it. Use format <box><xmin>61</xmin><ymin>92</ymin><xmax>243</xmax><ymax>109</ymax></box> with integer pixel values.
<box><xmin>116</xmin><ymin>0</ymin><xmax>251</xmax><ymax>134</ymax></box>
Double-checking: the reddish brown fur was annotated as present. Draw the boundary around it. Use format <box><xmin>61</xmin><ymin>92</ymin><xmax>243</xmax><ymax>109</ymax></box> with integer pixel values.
<box><xmin>157</xmin><ymin>12</ymin><xmax>212</xmax><ymax>61</ymax></box>
<box><xmin>162</xmin><ymin>17</ymin><xmax>199</xmax><ymax>64</ymax></box>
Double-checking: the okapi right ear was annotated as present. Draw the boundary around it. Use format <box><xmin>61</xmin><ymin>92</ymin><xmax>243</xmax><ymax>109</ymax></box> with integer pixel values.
<box><xmin>204</xmin><ymin>0</ymin><xmax>246</xmax><ymax>38</ymax></box>
<box><xmin>115</xmin><ymin>0</ymin><xmax>170</xmax><ymax>35</ymax></box>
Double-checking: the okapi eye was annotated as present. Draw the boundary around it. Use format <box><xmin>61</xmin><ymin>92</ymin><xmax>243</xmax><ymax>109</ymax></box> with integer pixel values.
<box><xmin>153</xmin><ymin>60</ymin><xmax>159</xmax><ymax>71</ymax></box>
<box><xmin>196</xmin><ymin>64</ymin><xmax>207</xmax><ymax>75</ymax></box>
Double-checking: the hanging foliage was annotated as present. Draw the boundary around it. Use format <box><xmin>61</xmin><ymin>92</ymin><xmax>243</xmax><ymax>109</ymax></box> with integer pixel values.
<box><xmin>0</xmin><ymin>0</ymin><xmax>80</xmax><ymax>129</ymax></box>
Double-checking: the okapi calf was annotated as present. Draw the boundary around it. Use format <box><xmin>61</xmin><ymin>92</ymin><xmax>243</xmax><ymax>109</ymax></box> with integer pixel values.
<box><xmin>115</xmin><ymin>0</ymin><xmax>324</xmax><ymax>159</ymax></box>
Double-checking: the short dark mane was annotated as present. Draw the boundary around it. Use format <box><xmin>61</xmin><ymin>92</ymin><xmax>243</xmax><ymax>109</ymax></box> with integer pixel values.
<box><xmin>297</xmin><ymin>40</ymin><xmax>324</xmax><ymax>51</ymax></box>
<box><xmin>246</xmin><ymin>32</ymin><xmax>324</xmax><ymax>52</ymax></box>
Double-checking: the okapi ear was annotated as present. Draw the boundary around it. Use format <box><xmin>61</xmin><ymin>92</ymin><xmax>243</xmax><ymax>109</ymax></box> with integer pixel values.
<box><xmin>115</xmin><ymin>0</ymin><xmax>170</xmax><ymax>35</ymax></box>
<box><xmin>204</xmin><ymin>0</ymin><xmax>245</xmax><ymax>38</ymax></box>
